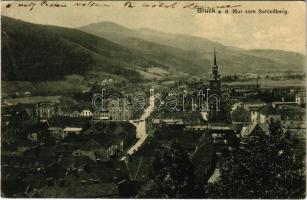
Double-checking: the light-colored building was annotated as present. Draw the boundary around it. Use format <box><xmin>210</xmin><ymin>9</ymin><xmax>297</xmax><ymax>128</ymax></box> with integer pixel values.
<box><xmin>38</xmin><ymin>103</ymin><xmax>56</xmax><ymax>120</ymax></box>
<box><xmin>62</xmin><ymin>127</ymin><xmax>82</xmax><ymax>137</ymax></box>
<box><xmin>272</xmin><ymin>102</ymin><xmax>299</xmax><ymax>109</ymax></box>
<box><xmin>108</xmin><ymin>99</ymin><xmax>133</xmax><ymax>120</ymax></box>
<box><xmin>240</xmin><ymin>122</ymin><xmax>269</xmax><ymax>138</ymax></box>
<box><xmin>295</xmin><ymin>92</ymin><xmax>306</xmax><ymax>105</ymax></box>
<box><xmin>80</xmin><ymin>110</ymin><xmax>93</xmax><ymax>118</ymax></box>
<box><xmin>243</xmin><ymin>102</ymin><xmax>267</xmax><ymax>111</ymax></box>
<box><xmin>250</xmin><ymin>108</ymin><xmax>260</xmax><ymax>123</ymax></box>
<box><xmin>251</xmin><ymin>105</ymin><xmax>281</xmax><ymax>123</ymax></box>
<box><xmin>93</xmin><ymin>111</ymin><xmax>109</xmax><ymax>120</ymax></box>
<box><xmin>109</xmin><ymin>107</ymin><xmax>133</xmax><ymax>120</ymax></box>
<box><xmin>200</xmin><ymin>111</ymin><xmax>209</xmax><ymax>121</ymax></box>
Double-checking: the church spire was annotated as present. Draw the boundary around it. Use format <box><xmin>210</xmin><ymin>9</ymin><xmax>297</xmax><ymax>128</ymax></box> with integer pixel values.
<box><xmin>212</xmin><ymin>48</ymin><xmax>220</xmax><ymax>80</ymax></box>
<box><xmin>214</xmin><ymin>48</ymin><xmax>217</xmax><ymax>66</ymax></box>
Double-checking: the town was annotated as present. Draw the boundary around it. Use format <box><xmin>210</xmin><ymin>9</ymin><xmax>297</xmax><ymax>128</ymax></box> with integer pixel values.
<box><xmin>1</xmin><ymin>49</ymin><xmax>305</xmax><ymax>197</ymax></box>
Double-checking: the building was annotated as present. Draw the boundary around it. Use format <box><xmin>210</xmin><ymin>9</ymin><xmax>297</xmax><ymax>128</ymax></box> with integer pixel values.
<box><xmin>38</xmin><ymin>102</ymin><xmax>56</xmax><ymax>120</ymax></box>
<box><xmin>93</xmin><ymin>111</ymin><xmax>110</xmax><ymax>120</ymax></box>
<box><xmin>206</xmin><ymin>49</ymin><xmax>228</xmax><ymax>122</ymax></box>
<box><xmin>259</xmin><ymin>105</ymin><xmax>281</xmax><ymax>123</ymax></box>
<box><xmin>109</xmin><ymin>108</ymin><xmax>133</xmax><ymax>121</ymax></box>
<box><xmin>280</xmin><ymin>108</ymin><xmax>306</xmax><ymax>129</ymax></box>
<box><xmin>250</xmin><ymin>107</ymin><xmax>260</xmax><ymax>122</ymax></box>
<box><xmin>48</xmin><ymin>127</ymin><xmax>62</xmax><ymax>135</ymax></box>
<box><xmin>272</xmin><ymin>101</ymin><xmax>299</xmax><ymax>110</ymax></box>
<box><xmin>240</xmin><ymin>122</ymin><xmax>269</xmax><ymax>138</ymax></box>
<box><xmin>108</xmin><ymin>99</ymin><xmax>133</xmax><ymax>120</ymax></box>
<box><xmin>249</xmin><ymin>104</ymin><xmax>305</xmax><ymax>135</ymax></box>
<box><xmin>80</xmin><ymin>110</ymin><xmax>93</xmax><ymax>118</ymax></box>
<box><xmin>295</xmin><ymin>91</ymin><xmax>306</xmax><ymax>105</ymax></box>
<box><xmin>99</xmin><ymin>78</ymin><xmax>114</xmax><ymax>86</ymax></box>
<box><xmin>152</xmin><ymin>119</ymin><xmax>184</xmax><ymax>125</ymax></box>
<box><xmin>200</xmin><ymin>111</ymin><xmax>209</xmax><ymax>121</ymax></box>
<box><xmin>61</xmin><ymin>127</ymin><xmax>83</xmax><ymax>138</ymax></box>
<box><xmin>251</xmin><ymin>105</ymin><xmax>281</xmax><ymax>123</ymax></box>
<box><xmin>243</xmin><ymin>101</ymin><xmax>267</xmax><ymax>111</ymax></box>
<box><xmin>207</xmin><ymin>123</ymin><xmax>239</xmax><ymax>157</ymax></box>
<box><xmin>208</xmin><ymin>49</ymin><xmax>221</xmax><ymax>94</ymax></box>
<box><xmin>70</xmin><ymin>111</ymin><xmax>80</xmax><ymax>118</ymax></box>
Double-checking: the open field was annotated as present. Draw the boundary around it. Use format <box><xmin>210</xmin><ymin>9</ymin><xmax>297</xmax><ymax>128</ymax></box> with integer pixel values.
<box><xmin>2</xmin><ymin>96</ymin><xmax>62</xmax><ymax>106</ymax></box>
<box><xmin>223</xmin><ymin>79</ymin><xmax>305</xmax><ymax>88</ymax></box>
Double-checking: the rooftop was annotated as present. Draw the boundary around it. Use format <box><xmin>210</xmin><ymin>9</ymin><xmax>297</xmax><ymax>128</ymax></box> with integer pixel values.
<box><xmin>48</xmin><ymin>127</ymin><xmax>63</xmax><ymax>131</ymax></box>
<box><xmin>152</xmin><ymin>119</ymin><xmax>184</xmax><ymax>125</ymax></box>
<box><xmin>62</xmin><ymin>127</ymin><xmax>82</xmax><ymax>132</ymax></box>
<box><xmin>259</xmin><ymin>105</ymin><xmax>280</xmax><ymax>115</ymax></box>
<box><xmin>207</xmin><ymin>123</ymin><xmax>236</xmax><ymax>130</ymax></box>
<box><xmin>241</xmin><ymin>123</ymin><xmax>269</xmax><ymax>137</ymax></box>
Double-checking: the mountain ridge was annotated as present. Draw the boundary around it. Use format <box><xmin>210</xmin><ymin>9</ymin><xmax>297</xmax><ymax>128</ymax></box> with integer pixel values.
<box><xmin>1</xmin><ymin>16</ymin><xmax>173</xmax><ymax>83</ymax></box>
<box><xmin>1</xmin><ymin>16</ymin><xmax>305</xmax><ymax>87</ymax></box>
<box><xmin>79</xmin><ymin>20</ymin><xmax>305</xmax><ymax>74</ymax></box>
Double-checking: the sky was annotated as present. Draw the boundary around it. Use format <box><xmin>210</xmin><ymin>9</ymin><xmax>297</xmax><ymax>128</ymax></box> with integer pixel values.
<box><xmin>2</xmin><ymin>1</ymin><xmax>306</xmax><ymax>54</ymax></box>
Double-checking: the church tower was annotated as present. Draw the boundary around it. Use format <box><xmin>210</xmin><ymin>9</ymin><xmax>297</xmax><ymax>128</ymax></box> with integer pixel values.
<box><xmin>207</xmin><ymin>48</ymin><xmax>226</xmax><ymax>122</ymax></box>
<box><xmin>209</xmin><ymin>48</ymin><xmax>221</xmax><ymax>94</ymax></box>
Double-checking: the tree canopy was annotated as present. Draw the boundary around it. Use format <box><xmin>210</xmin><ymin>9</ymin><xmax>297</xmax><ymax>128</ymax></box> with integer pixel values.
<box><xmin>231</xmin><ymin>105</ymin><xmax>250</xmax><ymax>122</ymax></box>
<box><xmin>138</xmin><ymin>142</ymin><xmax>199</xmax><ymax>198</ymax></box>
<box><xmin>206</xmin><ymin>120</ymin><xmax>305</xmax><ymax>198</ymax></box>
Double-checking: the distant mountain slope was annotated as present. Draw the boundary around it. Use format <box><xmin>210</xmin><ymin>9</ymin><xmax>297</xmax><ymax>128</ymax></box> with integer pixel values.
<box><xmin>1</xmin><ymin>17</ymin><xmax>304</xmax><ymax>87</ymax></box>
<box><xmin>117</xmin><ymin>37</ymin><xmax>205</xmax><ymax>73</ymax></box>
<box><xmin>1</xmin><ymin>17</ymin><xmax>172</xmax><ymax>82</ymax></box>
<box><xmin>245</xmin><ymin>49</ymin><xmax>305</xmax><ymax>69</ymax></box>
<box><xmin>80</xmin><ymin>21</ymin><xmax>228</xmax><ymax>53</ymax></box>
<box><xmin>79</xmin><ymin>21</ymin><xmax>305</xmax><ymax>74</ymax></box>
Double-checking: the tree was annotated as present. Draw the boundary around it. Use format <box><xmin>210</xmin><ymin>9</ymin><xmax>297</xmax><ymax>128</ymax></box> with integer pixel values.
<box><xmin>206</xmin><ymin>120</ymin><xmax>305</xmax><ymax>198</ymax></box>
<box><xmin>138</xmin><ymin>142</ymin><xmax>198</xmax><ymax>198</ymax></box>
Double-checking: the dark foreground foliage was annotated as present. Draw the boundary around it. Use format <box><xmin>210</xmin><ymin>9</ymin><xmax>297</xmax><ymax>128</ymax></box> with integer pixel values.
<box><xmin>206</xmin><ymin>120</ymin><xmax>305</xmax><ymax>199</ymax></box>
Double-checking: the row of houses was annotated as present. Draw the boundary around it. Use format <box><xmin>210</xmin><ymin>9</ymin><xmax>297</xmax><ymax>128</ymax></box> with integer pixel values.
<box><xmin>152</xmin><ymin>104</ymin><xmax>305</xmax><ymax>158</ymax></box>
<box><xmin>231</xmin><ymin>98</ymin><xmax>305</xmax><ymax>130</ymax></box>
<box><xmin>250</xmin><ymin>104</ymin><xmax>305</xmax><ymax>129</ymax></box>
<box><xmin>39</xmin><ymin>102</ymin><xmax>133</xmax><ymax>121</ymax></box>
<box><xmin>2</xmin><ymin>100</ymin><xmax>134</xmax><ymax>125</ymax></box>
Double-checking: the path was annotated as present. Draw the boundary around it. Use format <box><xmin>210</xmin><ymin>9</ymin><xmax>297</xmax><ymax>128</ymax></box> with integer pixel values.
<box><xmin>125</xmin><ymin>95</ymin><xmax>155</xmax><ymax>156</ymax></box>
